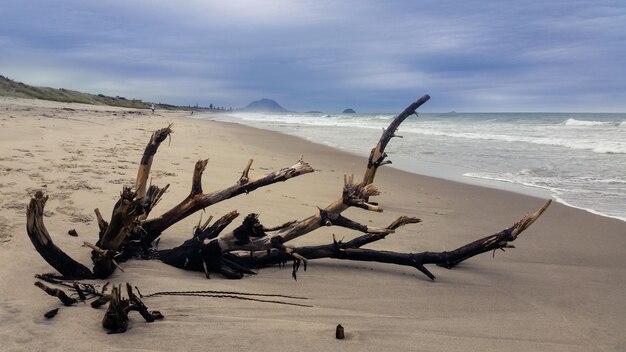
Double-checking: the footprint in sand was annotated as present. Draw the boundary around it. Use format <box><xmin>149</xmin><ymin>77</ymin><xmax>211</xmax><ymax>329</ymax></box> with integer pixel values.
<box><xmin>28</xmin><ymin>172</ymin><xmax>45</xmax><ymax>180</ymax></box>
<box><xmin>61</xmin><ymin>156</ymin><xmax>81</xmax><ymax>162</ymax></box>
<box><xmin>92</xmin><ymin>159</ymin><xmax>112</xmax><ymax>164</ymax></box>
<box><xmin>2</xmin><ymin>201</ymin><xmax>27</xmax><ymax>213</ymax></box>
<box><xmin>78</xmin><ymin>167</ymin><xmax>110</xmax><ymax>176</ymax></box>
<box><xmin>37</xmin><ymin>166</ymin><xmax>53</xmax><ymax>173</ymax></box>
<box><xmin>152</xmin><ymin>170</ymin><xmax>177</xmax><ymax>177</ymax></box>
<box><xmin>55</xmin><ymin>163</ymin><xmax>79</xmax><ymax>170</ymax></box>
<box><xmin>108</xmin><ymin>178</ymin><xmax>134</xmax><ymax>185</ymax></box>
<box><xmin>54</xmin><ymin>205</ymin><xmax>93</xmax><ymax>224</ymax></box>
<box><xmin>56</xmin><ymin>179</ymin><xmax>101</xmax><ymax>191</ymax></box>
<box><xmin>11</xmin><ymin>149</ymin><xmax>35</xmax><ymax>158</ymax></box>
<box><xmin>0</xmin><ymin>217</ymin><xmax>14</xmax><ymax>243</ymax></box>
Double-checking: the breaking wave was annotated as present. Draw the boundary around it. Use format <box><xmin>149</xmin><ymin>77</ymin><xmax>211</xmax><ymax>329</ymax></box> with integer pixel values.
<box><xmin>401</xmin><ymin>128</ymin><xmax>626</xmax><ymax>154</ymax></box>
<box><xmin>195</xmin><ymin>111</ymin><xmax>626</xmax><ymax>222</ymax></box>
<box><xmin>563</xmin><ymin>118</ymin><xmax>618</xmax><ymax>127</ymax></box>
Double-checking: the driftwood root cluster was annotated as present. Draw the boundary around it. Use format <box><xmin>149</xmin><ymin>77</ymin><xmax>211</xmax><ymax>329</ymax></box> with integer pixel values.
<box><xmin>25</xmin><ymin>95</ymin><xmax>552</xmax><ymax>332</ymax></box>
<box><xmin>34</xmin><ymin>275</ymin><xmax>162</xmax><ymax>333</ymax></box>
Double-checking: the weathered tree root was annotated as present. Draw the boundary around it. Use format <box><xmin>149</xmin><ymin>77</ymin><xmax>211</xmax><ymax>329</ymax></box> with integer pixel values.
<box><xmin>34</xmin><ymin>281</ymin><xmax>77</xmax><ymax>306</ymax></box>
<box><xmin>34</xmin><ymin>277</ymin><xmax>163</xmax><ymax>334</ymax></box>
<box><xmin>25</xmin><ymin>94</ymin><xmax>551</xmax><ymax>286</ymax></box>
<box><xmin>27</xmin><ymin>193</ymin><xmax>94</xmax><ymax>279</ymax></box>
<box><xmin>100</xmin><ymin>283</ymin><xmax>163</xmax><ymax>334</ymax></box>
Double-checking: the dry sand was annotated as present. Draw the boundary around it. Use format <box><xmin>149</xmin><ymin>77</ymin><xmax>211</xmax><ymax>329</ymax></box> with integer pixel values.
<box><xmin>0</xmin><ymin>97</ymin><xmax>625</xmax><ymax>351</ymax></box>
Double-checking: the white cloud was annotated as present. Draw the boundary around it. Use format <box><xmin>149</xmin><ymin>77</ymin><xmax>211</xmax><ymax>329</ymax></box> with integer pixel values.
<box><xmin>2</xmin><ymin>0</ymin><xmax>625</xmax><ymax>111</ymax></box>
<box><xmin>342</xmin><ymin>62</ymin><xmax>434</xmax><ymax>90</ymax></box>
<box><xmin>106</xmin><ymin>0</ymin><xmax>344</xmax><ymax>27</ymax></box>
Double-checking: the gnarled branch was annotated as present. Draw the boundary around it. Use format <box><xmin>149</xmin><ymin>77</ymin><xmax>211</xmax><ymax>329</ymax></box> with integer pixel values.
<box><xmin>213</xmin><ymin>95</ymin><xmax>432</xmax><ymax>253</ymax></box>
<box><xmin>141</xmin><ymin>159</ymin><xmax>314</xmax><ymax>243</ymax></box>
<box><xmin>135</xmin><ymin>125</ymin><xmax>172</xmax><ymax>199</ymax></box>
<box><xmin>24</xmin><ymin>94</ymin><xmax>552</xmax><ymax>287</ymax></box>
<box><xmin>26</xmin><ymin>191</ymin><xmax>94</xmax><ymax>279</ymax></box>
<box><xmin>241</xmin><ymin>201</ymin><xmax>551</xmax><ymax>281</ymax></box>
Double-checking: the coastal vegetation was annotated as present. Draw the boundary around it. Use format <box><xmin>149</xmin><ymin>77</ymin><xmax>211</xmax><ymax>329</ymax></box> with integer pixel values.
<box><xmin>0</xmin><ymin>75</ymin><xmax>221</xmax><ymax>111</ymax></box>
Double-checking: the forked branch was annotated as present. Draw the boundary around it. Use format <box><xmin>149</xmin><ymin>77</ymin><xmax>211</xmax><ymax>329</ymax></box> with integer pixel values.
<box><xmin>141</xmin><ymin>158</ymin><xmax>314</xmax><ymax>243</ymax></box>
<box><xmin>434</xmin><ymin>199</ymin><xmax>552</xmax><ymax>268</ymax></box>
<box><xmin>242</xmin><ymin>200</ymin><xmax>551</xmax><ymax>281</ymax></box>
<box><xmin>213</xmin><ymin>95</ymin><xmax>432</xmax><ymax>253</ymax></box>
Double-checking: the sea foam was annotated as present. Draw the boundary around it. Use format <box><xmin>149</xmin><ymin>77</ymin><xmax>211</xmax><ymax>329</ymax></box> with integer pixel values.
<box><xmin>195</xmin><ymin>111</ymin><xmax>626</xmax><ymax>222</ymax></box>
<box><xmin>564</xmin><ymin>118</ymin><xmax>617</xmax><ymax>127</ymax></box>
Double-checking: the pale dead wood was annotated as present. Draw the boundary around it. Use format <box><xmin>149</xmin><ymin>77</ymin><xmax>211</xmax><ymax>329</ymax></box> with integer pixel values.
<box><xmin>134</xmin><ymin>125</ymin><xmax>172</xmax><ymax>198</ymax></box>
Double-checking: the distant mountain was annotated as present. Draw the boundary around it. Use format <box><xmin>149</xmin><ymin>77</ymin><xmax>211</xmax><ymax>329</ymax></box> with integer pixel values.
<box><xmin>342</xmin><ymin>108</ymin><xmax>356</xmax><ymax>114</ymax></box>
<box><xmin>305</xmin><ymin>110</ymin><xmax>323</xmax><ymax>114</ymax></box>
<box><xmin>243</xmin><ymin>98</ymin><xmax>288</xmax><ymax>113</ymax></box>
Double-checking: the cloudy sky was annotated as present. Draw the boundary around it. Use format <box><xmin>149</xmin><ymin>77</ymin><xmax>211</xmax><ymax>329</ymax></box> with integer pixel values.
<box><xmin>1</xmin><ymin>0</ymin><xmax>625</xmax><ymax>112</ymax></box>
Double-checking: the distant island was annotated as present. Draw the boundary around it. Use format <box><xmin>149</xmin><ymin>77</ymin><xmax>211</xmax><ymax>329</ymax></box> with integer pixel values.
<box><xmin>342</xmin><ymin>108</ymin><xmax>356</xmax><ymax>114</ymax></box>
<box><xmin>305</xmin><ymin>110</ymin><xmax>323</xmax><ymax>114</ymax></box>
<box><xmin>243</xmin><ymin>98</ymin><xmax>288</xmax><ymax>113</ymax></box>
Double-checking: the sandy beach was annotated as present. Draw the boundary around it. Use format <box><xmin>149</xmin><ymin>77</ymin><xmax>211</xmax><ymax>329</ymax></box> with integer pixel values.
<box><xmin>1</xmin><ymin>97</ymin><xmax>625</xmax><ymax>351</ymax></box>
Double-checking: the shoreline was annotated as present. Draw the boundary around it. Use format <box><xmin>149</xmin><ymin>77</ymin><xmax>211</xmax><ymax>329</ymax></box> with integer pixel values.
<box><xmin>197</xmin><ymin>113</ymin><xmax>626</xmax><ymax>234</ymax></box>
<box><xmin>194</xmin><ymin>112</ymin><xmax>625</xmax><ymax>223</ymax></box>
<box><xmin>2</xmin><ymin>97</ymin><xmax>626</xmax><ymax>351</ymax></box>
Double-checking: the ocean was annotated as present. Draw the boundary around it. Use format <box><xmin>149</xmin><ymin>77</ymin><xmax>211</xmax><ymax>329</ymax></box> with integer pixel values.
<box><xmin>194</xmin><ymin>111</ymin><xmax>626</xmax><ymax>222</ymax></box>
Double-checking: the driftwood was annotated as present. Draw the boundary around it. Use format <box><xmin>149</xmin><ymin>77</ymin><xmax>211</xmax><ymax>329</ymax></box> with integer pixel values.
<box><xmin>26</xmin><ymin>94</ymin><xmax>551</xmax><ymax>287</ymax></box>
<box><xmin>34</xmin><ymin>274</ymin><xmax>162</xmax><ymax>333</ymax></box>
<box><xmin>27</xmin><ymin>195</ymin><xmax>95</xmax><ymax>279</ymax></box>
<box><xmin>34</xmin><ymin>281</ymin><xmax>77</xmax><ymax>306</ymax></box>
<box><xmin>101</xmin><ymin>283</ymin><xmax>163</xmax><ymax>334</ymax></box>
